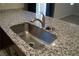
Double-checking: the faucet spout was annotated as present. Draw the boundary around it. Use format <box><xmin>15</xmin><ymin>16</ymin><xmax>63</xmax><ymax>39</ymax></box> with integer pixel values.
<box><xmin>31</xmin><ymin>13</ymin><xmax>45</xmax><ymax>29</ymax></box>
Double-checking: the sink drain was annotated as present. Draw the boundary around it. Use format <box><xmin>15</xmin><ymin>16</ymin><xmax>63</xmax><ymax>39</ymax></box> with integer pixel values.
<box><xmin>29</xmin><ymin>42</ymin><xmax>35</xmax><ymax>47</ymax></box>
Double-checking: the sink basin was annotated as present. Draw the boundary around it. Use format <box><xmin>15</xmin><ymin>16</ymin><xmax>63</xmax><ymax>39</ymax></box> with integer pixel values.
<box><xmin>10</xmin><ymin>22</ymin><xmax>57</xmax><ymax>49</ymax></box>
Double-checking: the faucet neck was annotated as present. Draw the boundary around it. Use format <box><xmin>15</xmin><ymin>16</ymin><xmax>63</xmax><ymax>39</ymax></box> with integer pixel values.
<box><xmin>31</xmin><ymin>13</ymin><xmax>45</xmax><ymax>29</ymax></box>
<box><xmin>41</xmin><ymin>13</ymin><xmax>45</xmax><ymax>28</ymax></box>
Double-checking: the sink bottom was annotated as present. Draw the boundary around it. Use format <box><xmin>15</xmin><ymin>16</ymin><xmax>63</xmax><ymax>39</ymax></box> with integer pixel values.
<box><xmin>18</xmin><ymin>31</ymin><xmax>45</xmax><ymax>49</ymax></box>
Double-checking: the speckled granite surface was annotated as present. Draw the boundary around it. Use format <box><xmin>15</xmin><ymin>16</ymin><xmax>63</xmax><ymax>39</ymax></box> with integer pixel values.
<box><xmin>0</xmin><ymin>9</ymin><xmax>79</xmax><ymax>56</ymax></box>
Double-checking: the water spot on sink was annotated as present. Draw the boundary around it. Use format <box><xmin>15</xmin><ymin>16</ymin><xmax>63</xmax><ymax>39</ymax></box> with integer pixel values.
<box><xmin>51</xmin><ymin>42</ymin><xmax>56</xmax><ymax>46</ymax></box>
<box><xmin>25</xmin><ymin>31</ymin><xmax>29</xmax><ymax>34</ymax></box>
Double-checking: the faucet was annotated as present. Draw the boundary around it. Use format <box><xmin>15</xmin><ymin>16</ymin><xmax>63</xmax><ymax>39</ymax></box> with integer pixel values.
<box><xmin>31</xmin><ymin>13</ymin><xmax>45</xmax><ymax>29</ymax></box>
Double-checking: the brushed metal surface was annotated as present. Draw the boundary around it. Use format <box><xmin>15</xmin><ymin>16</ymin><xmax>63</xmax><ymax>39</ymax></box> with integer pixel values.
<box><xmin>10</xmin><ymin>22</ymin><xmax>57</xmax><ymax>49</ymax></box>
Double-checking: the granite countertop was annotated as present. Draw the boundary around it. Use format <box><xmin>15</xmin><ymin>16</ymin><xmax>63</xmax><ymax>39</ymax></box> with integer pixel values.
<box><xmin>0</xmin><ymin>9</ymin><xmax>79</xmax><ymax>56</ymax></box>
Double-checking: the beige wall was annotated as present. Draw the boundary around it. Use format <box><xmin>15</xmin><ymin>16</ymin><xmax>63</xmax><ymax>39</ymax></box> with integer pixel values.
<box><xmin>0</xmin><ymin>3</ymin><xmax>24</xmax><ymax>10</ymax></box>
<box><xmin>54</xmin><ymin>3</ymin><xmax>74</xmax><ymax>18</ymax></box>
<box><xmin>73</xmin><ymin>3</ymin><xmax>79</xmax><ymax>16</ymax></box>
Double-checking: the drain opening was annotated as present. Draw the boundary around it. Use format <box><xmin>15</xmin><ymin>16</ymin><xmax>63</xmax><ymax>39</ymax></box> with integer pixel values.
<box><xmin>29</xmin><ymin>42</ymin><xmax>35</xmax><ymax>47</ymax></box>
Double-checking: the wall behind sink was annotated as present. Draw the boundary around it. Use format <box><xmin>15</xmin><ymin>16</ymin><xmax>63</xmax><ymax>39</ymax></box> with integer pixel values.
<box><xmin>54</xmin><ymin>3</ymin><xmax>74</xmax><ymax>19</ymax></box>
<box><xmin>73</xmin><ymin>3</ymin><xmax>79</xmax><ymax>16</ymax></box>
<box><xmin>0</xmin><ymin>3</ymin><xmax>24</xmax><ymax>10</ymax></box>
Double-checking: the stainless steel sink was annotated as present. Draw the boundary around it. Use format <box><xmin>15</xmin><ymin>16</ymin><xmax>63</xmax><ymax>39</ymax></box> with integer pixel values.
<box><xmin>10</xmin><ymin>22</ymin><xmax>57</xmax><ymax>49</ymax></box>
